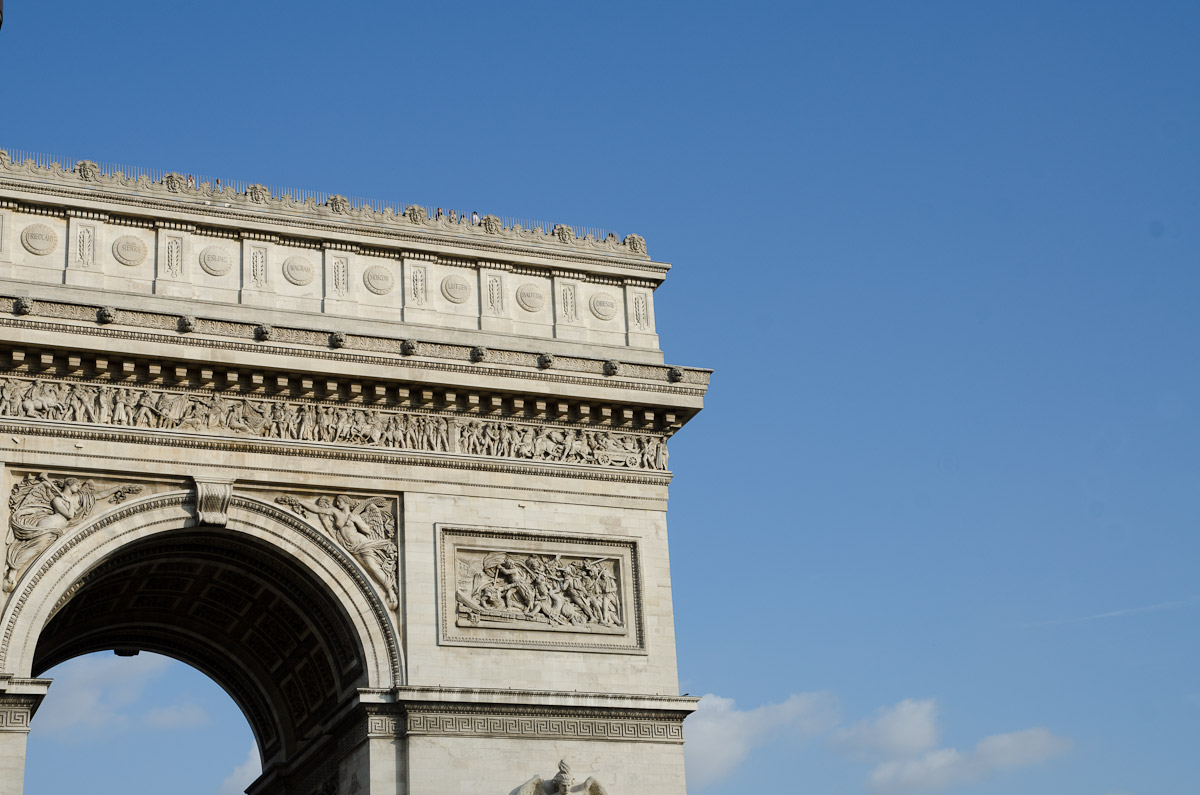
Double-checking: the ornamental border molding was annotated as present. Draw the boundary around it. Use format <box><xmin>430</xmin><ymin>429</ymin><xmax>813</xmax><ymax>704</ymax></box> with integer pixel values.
<box><xmin>0</xmin><ymin>297</ymin><xmax>710</xmax><ymax>393</ymax></box>
<box><xmin>361</xmin><ymin>697</ymin><xmax>690</xmax><ymax>744</ymax></box>
<box><xmin>0</xmin><ymin>153</ymin><xmax>656</xmax><ymax>266</ymax></box>
<box><xmin>403</xmin><ymin>710</ymin><xmax>683</xmax><ymax>744</ymax></box>
<box><xmin>437</xmin><ymin>525</ymin><xmax>645</xmax><ymax>655</ymax></box>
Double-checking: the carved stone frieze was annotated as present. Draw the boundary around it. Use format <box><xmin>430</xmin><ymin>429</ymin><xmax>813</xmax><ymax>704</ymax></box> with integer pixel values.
<box><xmin>0</xmin><ymin>374</ymin><xmax>670</xmax><ymax>472</ymax></box>
<box><xmin>4</xmin><ymin>472</ymin><xmax>144</xmax><ymax>592</ymax></box>
<box><xmin>440</xmin><ymin>527</ymin><xmax>643</xmax><ymax>653</ymax></box>
<box><xmin>274</xmin><ymin>492</ymin><xmax>399</xmax><ymax>610</ymax></box>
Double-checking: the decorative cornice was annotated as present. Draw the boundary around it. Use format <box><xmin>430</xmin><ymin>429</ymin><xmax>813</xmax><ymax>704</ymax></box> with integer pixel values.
<box><xmin>0</xmin><ymin>150</ymin><xmax>658</xmax><ymax>268</ymax></box>
<box><xmin>0</xmin><ymin>296</ymin><xmax>712</xmax><ymax>395</ymax></box>
<box><xmin>361</xmin><ymin>697</ymin><xmax>689</xmax><ymax>744</ymax></box>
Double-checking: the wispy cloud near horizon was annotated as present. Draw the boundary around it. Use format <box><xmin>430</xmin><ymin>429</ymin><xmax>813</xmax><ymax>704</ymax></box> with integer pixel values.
<box><xmin>1020</xmin><ymin>596</ymin><xmax>1199</xmax><ymax>628</ymax></box>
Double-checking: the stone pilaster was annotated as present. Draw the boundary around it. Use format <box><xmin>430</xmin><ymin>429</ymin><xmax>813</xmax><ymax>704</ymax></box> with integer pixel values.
<box><xmin>0</xmin><ymin>676</ymin><xmax>51</xmax><ymax>795</ymax></box>
<box><xmin>478</xmin><ymin>261</ymin><xmax>513</xmax><ymax>334</ymax></box>
<box><xmin>153</xmin><ymin>222</ymin><xmax>195</xmax><ymax>298</ymax></box>
<box><xmin>64</xmin><ymin>211</ymin><xmax>106</xmax><ymax>290</ymax></box>
<box><xmin>624</xmin><ymin>282</ymin><xmax>659</xmax><ymax>349</ymax></box>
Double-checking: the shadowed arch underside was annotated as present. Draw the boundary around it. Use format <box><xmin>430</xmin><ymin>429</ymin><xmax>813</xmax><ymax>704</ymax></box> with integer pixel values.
<box><xmin>32</xmin><ymin>529</ymin><xmax>369</xmax><ymax>764</ymax></box>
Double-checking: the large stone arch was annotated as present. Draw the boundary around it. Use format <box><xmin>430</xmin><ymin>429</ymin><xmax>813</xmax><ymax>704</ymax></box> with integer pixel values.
<box><xmin>0</xmin><ymin>154</ymin><xmax>707</xmax><ymax>795</ymax></box>
<box><xmin>0</xmin><ymin>490</ymin><xmax>405</xmax><ymax>792</ymax></box>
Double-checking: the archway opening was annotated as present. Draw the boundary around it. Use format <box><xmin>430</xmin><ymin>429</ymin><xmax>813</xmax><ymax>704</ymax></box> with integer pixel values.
<box><xmin>28</xmin><ymin>528</ymin><xmax>372</xmax><ymax>775</ymax></box>
<box><xmin>24</xmin><ymin>650</ymin><xmax>259</xmax><ymax>795</ymax></box>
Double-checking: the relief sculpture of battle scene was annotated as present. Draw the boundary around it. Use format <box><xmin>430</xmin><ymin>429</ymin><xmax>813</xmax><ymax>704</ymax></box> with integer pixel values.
<box><xmin>455</xmin><ymin>549</ymin><xmax>624</xmax><ymax>634</ymax></box>
<box><xmin>0</xmin><ymin>375</ymin><xmax>669</xmax><ymax>472</ymax></box>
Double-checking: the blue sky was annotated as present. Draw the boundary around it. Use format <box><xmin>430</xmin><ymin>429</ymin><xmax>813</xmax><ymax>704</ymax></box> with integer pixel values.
<box><xmin>5</xmin><ymin>2</ymin><xmax>1200</xmax><ymax>793</ymax></box>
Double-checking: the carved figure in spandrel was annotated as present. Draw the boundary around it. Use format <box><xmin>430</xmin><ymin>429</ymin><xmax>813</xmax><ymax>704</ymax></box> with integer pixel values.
<box><xmin>4</xmin><ymin>473</ymin><xmax>143</xmax><ymax>592</ymax></box>
<box><xmin>276</xmin><ymin>494</ymin><xmax>398</xmax><ymax>610</ymax></box>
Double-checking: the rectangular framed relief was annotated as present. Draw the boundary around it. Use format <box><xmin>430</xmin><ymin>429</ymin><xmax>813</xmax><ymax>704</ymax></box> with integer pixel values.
<box><xmin>437</xmin><ymin>525</ymin><xmax>644</xmax><ymax>654</ymax></box>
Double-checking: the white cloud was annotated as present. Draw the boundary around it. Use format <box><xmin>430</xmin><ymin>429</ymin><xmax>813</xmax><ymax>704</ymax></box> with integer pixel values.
<box><xmin>142</xmin><ymin>702</ymin><xmax>210</xmax><ymax>729</ymax></box>
<box><xmin>684</xmin><ymin>692</ymin><xmax>839</xmax><ymax>791</ymax></box>
<box><xmin>867</xmin><ymin>727</ymin><xmax>1073</xmax><ymax>792</ymax></box>
<box><xmin>834</xmin><ymin>698</ymin><xmax>939</xmax><ymax>757</ymax></box>
<box><xmin>217</xmin><ymin>742</ymin><xmax>262</xmax><ymax>795</ymax></box>
<box><xmin>35</xmin><ymin>652</ymin><xmax>172</xmax><ymax>736</ymax></box>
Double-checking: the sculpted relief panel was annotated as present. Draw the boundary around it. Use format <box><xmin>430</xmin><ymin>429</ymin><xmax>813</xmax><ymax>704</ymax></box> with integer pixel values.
<box><xmin>274</xmin><ymin>493</ymin><xmax>399</xmax><ymax>610</ymax></box>
<box><xmin>4</xmin><ymin>473</ymin><xmax>144</xmax><ymax>591</ymax></box>
<box><xmin>439</xmin><ymin>527</ymin><xmax>643</xmax><ymax>653</ymax></box>
<box><xmin>0</xmin><ymin>375</ymin><xmax>670</xmax><ymax>473</ymax></box>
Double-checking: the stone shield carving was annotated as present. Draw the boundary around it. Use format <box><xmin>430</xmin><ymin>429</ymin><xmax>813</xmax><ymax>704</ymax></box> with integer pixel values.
<box><xmin>282</xmin><ymin>255</ymin><xmax>316</xmax><ymax>286</ymax></box>
<box><xmin>588</xmin><ymin>292</ymin><xmax>619</xmax><ymax>321</ymax></box>
<box><xmin>440</xmin><ymin>274</ymin><xmax>472</xmax><ymax>304</ymax></box>
<box><xmin>198</xmin><ymin>245</ymin><xmax>234</xmax><ymax>276</ymax></box>
<box><xmin>363</xmin><ymin>265</ymin><xmax>395</xmax><ymax>295</ymax></box>
<box><xmin>439</xmin><ymin>526</ymin><xmax>644</xmax><ymax>654</ymax></box>
<box><xmin>515</xmin><ymin>284</ymin><xmax>546</xmax><ymax>313</ymax></box>
<box><xmin>20</xmin><ymin>224</ymin><xmax>57</xmax><ymax>256</ymax></box>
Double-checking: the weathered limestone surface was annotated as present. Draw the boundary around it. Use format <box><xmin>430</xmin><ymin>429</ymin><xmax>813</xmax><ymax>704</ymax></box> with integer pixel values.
<box><xmin>0</xmin><ymin>153</ymin><xmax>708</xmax><ymax>794</ymax></box>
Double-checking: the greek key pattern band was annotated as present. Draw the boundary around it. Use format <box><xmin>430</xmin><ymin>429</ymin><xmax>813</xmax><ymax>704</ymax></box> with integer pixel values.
<box><xmin>0</xmin><ymin>706</ymin><xmax>33</xmax><ymax>732</ymax></box>
<box><xmin>405</xmin><ymin>712</ymin><xmax>684</xmax><ymax>744</ymax></box>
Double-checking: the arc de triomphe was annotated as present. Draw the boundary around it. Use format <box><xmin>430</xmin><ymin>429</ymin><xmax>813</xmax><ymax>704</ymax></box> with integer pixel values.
<box><xmin>0</xmin><ymin>153</ymin><xmax>707</xmax><ymax>794</ymax></box>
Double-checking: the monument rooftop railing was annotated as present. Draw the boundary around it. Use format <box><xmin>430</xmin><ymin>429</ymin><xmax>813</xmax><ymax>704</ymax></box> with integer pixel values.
<box><xmin>0</xmin><ymin>148</ymin><xmax>680</xmax><ymax>368</ymax></box>
<box><xmin>0</xmin><ymin>147</ymin><xmax>645</xmax><ymax>264</ymax></box>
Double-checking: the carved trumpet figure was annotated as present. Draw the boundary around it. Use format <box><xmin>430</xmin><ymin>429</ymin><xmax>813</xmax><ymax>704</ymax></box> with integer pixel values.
<box><xmin>4</xmin><ymin>473</ymin><xmax>142</xmax><ymax>591</ymax></box>
<box><xmin>276</xmin><ymin>494</ymin><xmax>399</xmax><ymax>610</ymax></box>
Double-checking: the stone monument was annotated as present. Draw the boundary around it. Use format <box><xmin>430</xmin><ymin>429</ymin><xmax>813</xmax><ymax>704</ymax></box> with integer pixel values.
<box><xmin>0</xmin><ymin>152</ymin><xmax>708</xmax><ymax>794</ymax></box>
